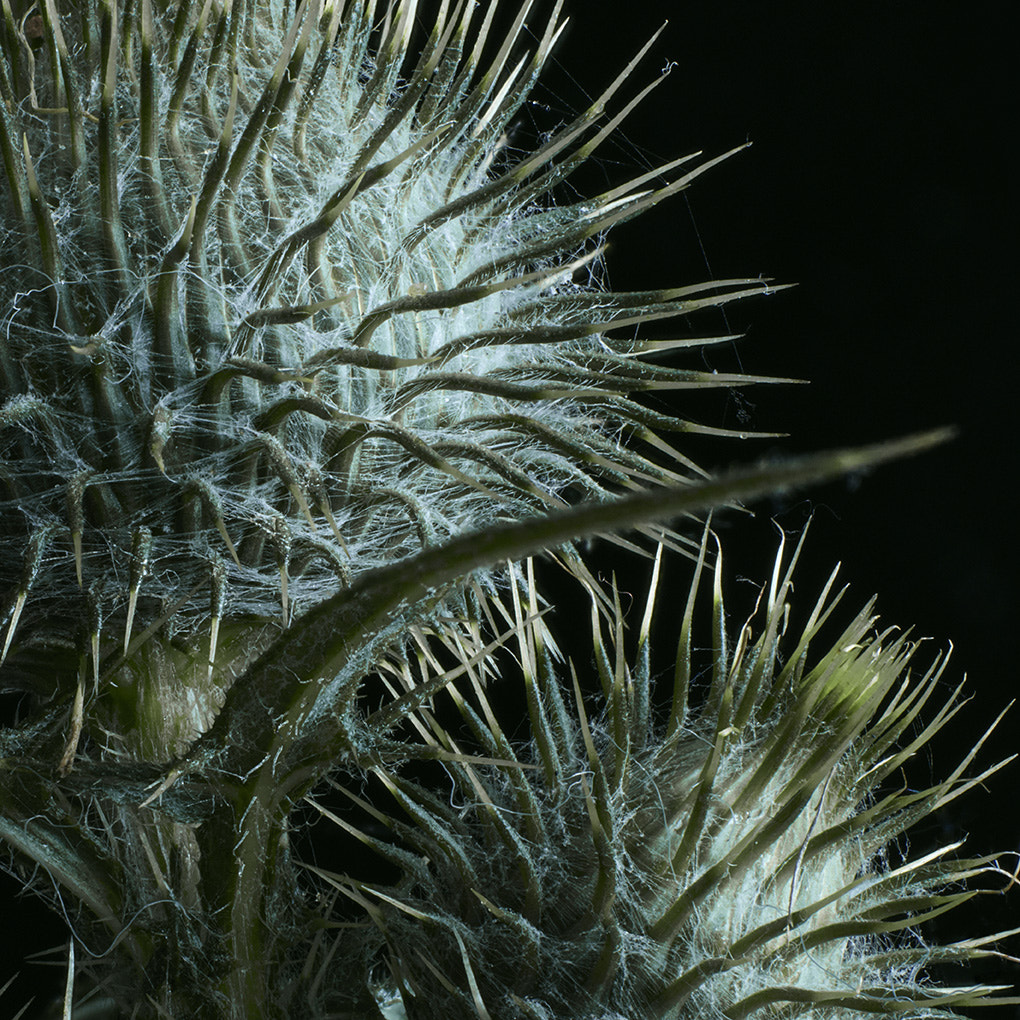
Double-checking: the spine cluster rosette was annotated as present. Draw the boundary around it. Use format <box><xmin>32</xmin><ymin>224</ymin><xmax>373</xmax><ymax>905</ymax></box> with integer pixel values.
<box><xmin>313</xmin><ymin>533</ymin><xmax>1015</xmax><ymax>1019</ymax></box>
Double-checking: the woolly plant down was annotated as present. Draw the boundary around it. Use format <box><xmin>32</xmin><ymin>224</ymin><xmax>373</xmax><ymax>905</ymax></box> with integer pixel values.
<box><xmin>0</xmin><ymin>1</ymin><xmax>1012</xmax><ymax>1018</ymax></box>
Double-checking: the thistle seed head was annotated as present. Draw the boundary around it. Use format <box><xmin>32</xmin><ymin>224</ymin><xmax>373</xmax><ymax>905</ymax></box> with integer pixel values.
<box><xmin>318</xmin><ymin>535</ymin><xmax>1013</xmax><ymax>1019</ymax></box>
<box><xmin>0</xmin><ymin>5</ymin><xmax>1013</xmax><ymax>1018</ymax></box>
<box><xmin>0</xmin><ymin>0</ymin><xmax>773</xmax><ymax>702</ymax></box>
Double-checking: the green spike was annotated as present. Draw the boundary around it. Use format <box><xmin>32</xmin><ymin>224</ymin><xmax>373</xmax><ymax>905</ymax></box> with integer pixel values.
<box><xmin>123</xmin><ymin>527</ymin><xmax>153</xmax><ymax>655</ymax></box>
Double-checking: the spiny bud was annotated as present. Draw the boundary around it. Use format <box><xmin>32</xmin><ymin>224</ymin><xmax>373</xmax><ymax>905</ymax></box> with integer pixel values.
<box><xmin>0</xmin><ymin>0</ymin><xmax>777</xmax><ymax>711</ymax></box>
<box><xmin>335</xmin><ymin>536</ymin><xmax>1015</xmax><ymax>1019</ymax></box>
<box><xmin>0</xmin><ymin>5</ymin><xmax>1010</xmax><ymax>1019</ymax></box>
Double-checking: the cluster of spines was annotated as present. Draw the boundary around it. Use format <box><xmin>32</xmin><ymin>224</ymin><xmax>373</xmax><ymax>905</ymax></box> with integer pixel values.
<box><xmin>1</xmin><ymin>0</ymin><xmax>782</xmax><ymax>698</ymax></box>
<box><xmin>3</xmin><ymin>5</ymin><xmax>1005</xmax><ymax>1018</ymax></box>
<box><xmin>294</xmin><ymin>534</ymin><xmax>1015</xmax><ymax>1019</ymax></box>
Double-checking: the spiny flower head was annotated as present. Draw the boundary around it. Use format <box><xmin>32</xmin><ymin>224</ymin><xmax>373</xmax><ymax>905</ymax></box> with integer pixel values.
<box><xmin>0</xmin><ymin>0</ymin><xmax>775</xmax><ymax>722</ymax></box>
<box><xmin>306</xmin><ymin>532</ymin><xmax>1014</xmax><ymax>1019</ymax></box>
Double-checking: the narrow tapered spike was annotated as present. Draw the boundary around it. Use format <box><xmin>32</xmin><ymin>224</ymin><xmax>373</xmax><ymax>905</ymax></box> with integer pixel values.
<box><xmin>1</xmin><ymin>525</ymin><xmax>52</xmax><ymax>665</ymax></box>
<box><xmin>667</xmin><ymin>526</ymin><xmax>712</xmax><ymax>738</ymax></box>
<box><xmin>183</xmin><ymin>477</ymin><xmax>240</xmax><ymax>566</ymax></box>
<box><xmin>57</xmin><ymin>674</ymin><xmax>85</xmax><ymax>776</ymax></box>
<box><xmin>289</xmin><ymin>484</ymin><xmax>317</xmax><ymax>531</ymax></box>
<box><xmin>91</xmin><ymin>630</ymin><xmax>100</xmax><ymax>695</ymax></box>
<box><xmin>208</xmin><ymin>555</ymin><xmax>226</xmax><ymax>682</ymax></box>
<box><xmin>124</xmin><ymin>527</ymin><xmax>153</xmax><ymax>655</ymax></box>
<box><xmin>61</xmin><ymin>937</ymin><xmax>74</xmax><ymax>1020</ymax></box>
<box><xmin>22</xmin><ymin>132</ymin><xmax>79</xmax><ymax>335</ymax></box>
<box><xmin>216</xmin><ymin>519</ymin><xmax>240</xmax><ymax>567</ymax></box>
<box><xmin>1</xmin><ymin>591</ymin><xmax>26</xmax><ymax>666</ymax></box>
<box><xmin>138</xmin><ymin>764</ymin><xmax>185</xmax><ymax>809</ymax></box>
<box><xmin>254</xmin><ymin>433</ymin><xmax>319</xmax><ymax>530</ymax></box>
<box><xmin>318</xmin><ymin>499</ymin><xmax>348</xmax><ymax>555</ymax></box>
<box><xmin>639</xmin><ymin>541</ymin><xmax>664</xmax><ymax>650</ymax></box>
<box><xmin>454</xmin><ymin>928</ymin><xmax>493</xmax><ymax>1020</ymax></box>
<box><xmin>86</xmin><ymin>583</ymin><xmax>103</xmax><ymax>695</ymax></box>
<box><xmin>350</xmin><ymin>255</ymin><xmax>602</xmax><ymax>355</ymax></box>
<box><xmin>304</xmin><ymin>465</ymin><xmax>349</xmax><ymax>553</ymax></box>
<box><xmin>123</xmin><ymin>596</ymin><xmax>138</xmax><ymax>658</ymax></box>
<box><xmin>65</xmin><ymin>472</ymin><xmax>93</xmax><ymax>588</ymax></box>
<box><xmin>208</xmin><ymin>614</ymin><xmax>222</xmax><ymax>685</ymax></box>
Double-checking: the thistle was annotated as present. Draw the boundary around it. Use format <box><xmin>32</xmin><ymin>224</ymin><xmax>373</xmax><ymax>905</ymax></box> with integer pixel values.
<box><xmin>0</xmin><ymin>0</ymin><xmax>788</xmax><ymax>762</ymax></box>
<box><xmin>323</xmin><ymin>533</ymin><xmax>1015</xmax><ymax>1019</ymax></box>
<box><xmin>0</xmin><ymin>1</ymin><xmax>1012</xmax><ymax>1018</ymax></box>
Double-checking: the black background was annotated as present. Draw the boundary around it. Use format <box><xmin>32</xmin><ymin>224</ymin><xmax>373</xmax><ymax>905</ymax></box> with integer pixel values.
<box><xmin>2</xmin><ymin>1</ymin><xmax>1015</xmax><ymax>1015</ymax></box>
